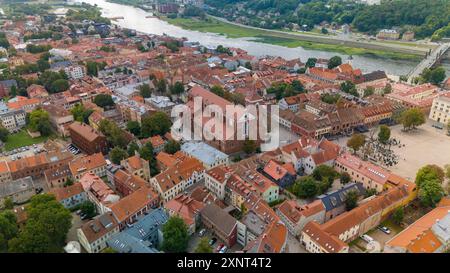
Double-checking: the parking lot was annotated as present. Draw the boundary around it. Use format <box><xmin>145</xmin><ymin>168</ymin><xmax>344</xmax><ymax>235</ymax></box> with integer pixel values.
<box><xmin>66</xmin><ymin>212</ymin><xmax>88</xmax><ymax>253</ymax></box>
<box><xmin>187</xmin><ymin>228</ymin><xmax>243</xmax><ymax>253</ymax></box>
<box><xmin>349</xmin><ymin>224</ymin><xmax>401</xmax><ymax>253</ymax></box>
<box><xmin>0</xmin><ymin>143</ymin><xmax>46</xmax><ymax>161</ymax></box>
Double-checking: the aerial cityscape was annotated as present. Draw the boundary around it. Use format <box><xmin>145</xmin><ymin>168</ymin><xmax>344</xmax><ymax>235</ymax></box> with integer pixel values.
<box><xmin>1</xmin><ymin>0</ymin><xmax>450</xmax><ymax>257</ymax></box>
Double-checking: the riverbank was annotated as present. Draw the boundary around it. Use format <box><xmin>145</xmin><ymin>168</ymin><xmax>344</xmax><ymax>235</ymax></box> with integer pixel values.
<box><xmin>164</xmin><ymin>17</ymin><xmax>423</xmax><ymax>61</ymax></box>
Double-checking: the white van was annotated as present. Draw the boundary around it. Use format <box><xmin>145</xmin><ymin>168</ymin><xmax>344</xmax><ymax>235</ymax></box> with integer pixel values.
<box><xmin>360</xmin><ymin>234</ymin><xmax>374</xmax><ymax>243</ymax></box>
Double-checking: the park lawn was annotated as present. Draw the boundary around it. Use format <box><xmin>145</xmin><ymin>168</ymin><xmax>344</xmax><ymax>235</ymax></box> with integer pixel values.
<box><xmin>164</xmin><ymin>17</ymin><xmax>421</xmax><ymax>61</ymax></box>
<box><xmin>165</xmin><ymin>17</ymin><xmax>259</xmax><ymax>38</ymax></box>
<box><xmin>254</xmin><ymin>35</ymin><xmax>421</xmax><ymax>60</ymax></box>
<box><xmin>3</xmin><ymin>130</ymin><xmax>50</xmax><ymax>151</ymax></box>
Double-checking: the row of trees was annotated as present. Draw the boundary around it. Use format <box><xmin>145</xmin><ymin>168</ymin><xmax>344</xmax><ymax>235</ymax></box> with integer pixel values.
<box><xmin>209</xmin><ymin>0</ymin><xmax>450</xmax><ymax>40</ymax></box>
<box><xmin>138</xmin><ymin>81</ymin><xmax>184</xmax><ymax>98</ymax></box>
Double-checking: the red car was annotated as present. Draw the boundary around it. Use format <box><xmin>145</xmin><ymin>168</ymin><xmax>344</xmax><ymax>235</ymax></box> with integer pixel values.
<box><xmin>216</xmin><ymin>243</ymin><xmax>224</xmax><ymax>252</ymax></box>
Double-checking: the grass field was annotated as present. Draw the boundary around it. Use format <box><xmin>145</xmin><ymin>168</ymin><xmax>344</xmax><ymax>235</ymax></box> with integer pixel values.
<box><xmin>164</xmin><ymin>17</ymin><xmax>422</xmax><ymax>61</ymax></box>
<box><xmin>3</xmin><ymin>130</ymin><xmax>50</xmax><ymax>151</ymax></box>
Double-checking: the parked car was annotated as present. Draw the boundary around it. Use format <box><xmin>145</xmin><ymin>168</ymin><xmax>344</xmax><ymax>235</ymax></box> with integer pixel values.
<box><xmin>216</xmin><ymin>243</ymin><xmax>224</xmax><ymax>252</ymax></box>
<box><xmin>378</xmin><ymin>226</ymin><xmax>391</xmax><ymax>234</ymax></box>
<box><xmin>198</xmin><ymin>229</ymin><xmax>206</xmax><ymax>237</ymax></box>
<box><xmin>219</xmin><ymin>246</ymin><xmax>227</xmax><ymax>253</ymax></box>
<box><xmin>209</xmin><ymin>238</ymin><xmax>217</xmax><ymax>246</ymax></box>
<box><xmin>360</xmin><ymin>234</ymin><xmax>374</xmax><ymax>243</ymax></box>
<box><xmin>76</xmin><ymin>210</ymin><xmax>82</xmax><ymax>215</ymax></box>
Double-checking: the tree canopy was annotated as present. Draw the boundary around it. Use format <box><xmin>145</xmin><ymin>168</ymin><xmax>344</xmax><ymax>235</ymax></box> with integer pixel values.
<box><xmin>378</xmin><ymin>125</ymin><xmax>391</xmax><ymax>144</ymax></box>
<box><xmin>28</xmin><ymin>108</ymin><xmax>52</xmax><ymax>136</ymax></box>
<box><xmin>290</xmin><ymin>176</ymin><xmax>318</xmax><ymax>199</ymax></box>
<box><xmin>162</xmin><ymin>216</ymin><xmax>189</xmax><ymax>253</ymax></box>
<box><xmin>93</xmin><ymin>94</ymin><xmax>115</xmax><ymax>109</ymax></box>
<box><xmin>164</xmin><ymin>140</ymin><xmax>181</xmax><ymax>155</ymax></box>
<box><xmin>141</xmin><ymin>112</ymin><xmax>172</xmax><ymax>138</ymax></box>
<box><xmin>8</xmin><ymin>194</ymin><xmax>71</xmax><ymax>253</ymax></box>
<box><xmin>347</xmin><ymin>134</ymin><xmax>366</xmax><ymax>154</ymax></box>
<box><xmin>415</xmin><ymin>165</ymin><xmax>445</xmax><ymax>207</ymax></box>
<box><xmin>400</xmin><ymin>108</ymin><xmax>425</xmax><ymax>131</ymax></box>
<box><xmin>109</xmin><ymin>147</ymin><xmax>128</xmax><ymax>165</ymax></box>
<box><xmin>195</xmin><ymin>237</ymin><xmax>213</xmax><ymax>253</ymax></box>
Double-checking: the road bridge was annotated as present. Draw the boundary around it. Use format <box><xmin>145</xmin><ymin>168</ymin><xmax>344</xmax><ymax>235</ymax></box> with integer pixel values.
<box><xmin>407</xmin><ymin>43</ymin><xmax>450</xmax><ymax>83</ymax></box>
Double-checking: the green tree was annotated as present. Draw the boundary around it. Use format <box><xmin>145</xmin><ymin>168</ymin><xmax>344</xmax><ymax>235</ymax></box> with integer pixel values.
<box><xmin>141</xmin><ymin>112</ymin><xmax>172</xmax><ymax>138</ymax></box>
<box><xmin>79</xmin><ymin>201</ymin><xmax>96</xmax><ymax>218</ymax></box>
<box><xmin>140</xmin><ymin>142</ymin><xmax>154</xmax><ymax>161</ymax></box>
<box><xmin>37</xmin><ymin>59</ymin><xmax>50</xmax><ymax>72</ymax></box>
<box><xmin>291</xmin><ymin>177</ymin><xmax>318</xmax><ymax>199</ymax></box>
<box><xmin>400</xmin><ymin>108</ymin><xmax>425</xmax><ymax>131</ymax></box>
<box><xmin>109</xmin><ymin>147</ymin><xmax>128</xmax><ymax>165</ymax></box>
<box><xmin>321</xmin><ymin>93</ymin><xmax>341</xmax><ymax>104</ymax></box>
<box><xmin>93</xmin><ymin>94</ymin><xmax>115</xmax><ymax>109</ymax></box>
<box><xmin>195</xmin><ymin>237</ymin><xmax>213</xmax><ymax>253</ymax></box>
<box><xmin>2</xmin><ymin>197</ymin><xmax>14</xmax><ymax>210</ymax></box>
<box><xmin>363</xmin><ymin>86</ymin><xmax>375</xmax><ymax>97</ymax></box>
<box><xmin>243</xmin><ymin>140</ymin><xmax>257</xmax><ymax>154</ymax></box>
<box><xmin>305</xmin><ymin>58</ymin><xmax>317</xmax><ymax>68</ymax></box>
<box><xmin>126</xmin><ymin>121</ymin><xmax>141</xmax><ymax>136</ymax></box>
<box><xmin>420</xmin><ymin>66</ymin><xmax>446</xmax><ymax>85</ymax></box>
<box><xmin>0</xmin><ymin>210</ymin><xmax>18</xmax><ymax>252</ymax></box>
<box><xmin>312</xmin><ymin>165</ymin><xmax>338</xmax><ymax>182</ymax></box>
<box><xmin>340</xmin><ymin>81</ymin><xmax>359</xmax><ymax>97</ymax></box>
<box><xmin>86</xmin><ymin>61</ymin><xmax>99</xmax><ymax>77</ymax></box>
<box><xmin>155</xmin><ymin>79</ymin><xmax>167</xmax><ymax>94</ymax></box>
<box><xmin>63</xmin><ymin>177</ymin><xmax>74</xmax><ymax>187</ymax></box>
<box><xmin>170</xmin><ymin>82</ymin><xmax>185</xmax><ymax>95</ymax></box>
<box><xmin>378</xmin><ymin>125</ymin><xmax>391</xmax><ymax>144</ymax></box>
<box><xmin>164</xmin><ymin>140</ymin><xmax>181</xmax><ymax>154</ymax></box>
<box><xmin>70</xmin><ymin>104</ymin><xmax>93</xmax><ymax>124</ymax></box>
<box><xmin>418</xmin><ymin>179</ymin><xmax>444</xmax><ymax>207</ymax></box>
<box><xmin>28</xmin><ymin>108</ymin><xmax>52</xmax><ymax>136</ymax></box>
<box><xmin>139</xmin><ymin>84</ymin><xmax>152</xmax><ymax>98</ymax></box>
<box><xmin>162</xmin><ymin>216</ymin><xmax>189</xmax><ymax>253</ymax></box>
<box><xmin>383</xmin><ymin>84</ymin><xmax>392</xmax><ymax>95</ymax></box>
<box><xmin>364</xmin><ymin>188</ymin><xmax>377</xmax><ymax>198</ymax></box>
<box><xmin>415</xmin><ymin>165</ymin><xmax>445</xmax><ymax>207</ymax></box>
<box><xmin>415</xmin><ymin>164</ymin><xmax>445</xmax><ymax>187</ymax></box>
<box><xmin>328</xmin><ymin>56</ymin><xmax>342</xmax><ymax>69</ymax></box>
<box><xmin>340</xmin><ymin>172</ymin><xmax>351</xmax><ymax>185</ymax></box>
<box><xmin>344</xmin><ymin>190</ymin><xmax>358</xmax><ymax>211</ymax></box>
<box><xmin>127</xmin><ymin>141</ymin><xmax>140</xmax><ymax>157</ymax></box>
<box><xmin>8</xmin><ymin>194</ymin><xmax>71</xmax><ymax>253</ymax></box>
<box><xmin>392</xmin><ymin>207</ymin><xmax>404</xmax><ymax>225</ymax></box>
<box><xmin>0</xmin><ymin>125</ymin><xmax>9</xmax><ymax>142</ymax></box>
<box><xmin>347</xmin><ymin>134</ymin><xmax>366</xmax><ymax>154</ymax></box>
<box><xmin>140</xmin><ymin>142</ymin><xmax>159</xmax><ymax>176</ymax></box>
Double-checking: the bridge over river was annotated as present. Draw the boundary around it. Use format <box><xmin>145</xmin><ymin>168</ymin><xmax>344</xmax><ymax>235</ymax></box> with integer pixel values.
<box><xmin>407</xmin><ymin>43</ymin><xmax>450</xmax><ymax>83</ymax></box>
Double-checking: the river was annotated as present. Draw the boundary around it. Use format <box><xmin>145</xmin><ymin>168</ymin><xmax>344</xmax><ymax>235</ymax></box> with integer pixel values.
<box><xmin>70</xmin><ymin>0</ymin><xmax>418</xmax><ymax>75</ymax></box>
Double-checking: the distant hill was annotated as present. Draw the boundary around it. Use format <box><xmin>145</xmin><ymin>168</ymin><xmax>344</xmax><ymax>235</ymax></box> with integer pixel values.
<box><xmin>204</xmin><ymin>0</ymin><xmax>450</xmax><ymax>40</ymax></box>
